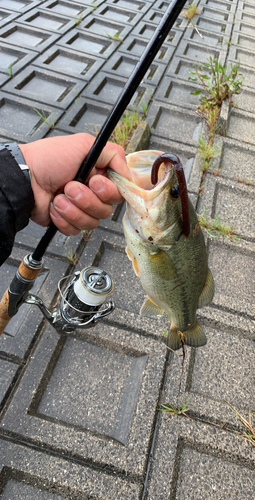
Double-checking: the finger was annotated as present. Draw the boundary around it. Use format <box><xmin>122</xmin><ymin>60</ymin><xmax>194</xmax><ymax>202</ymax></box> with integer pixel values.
<box><xmin>53</xmin><ymin>184</ymin><xmax>113</xmax><ymax>223</ymax></box>
<box><xmin>91</xmin><ymin>143</ymin><xmax>131</xmax><ymax>180</ymax></box>
<box><xmin>50</xmin><ymin>206</ymin><xmax>82</xmax><ymax>236</ymax></box>
<box><xmin>64</xmin><ymin>182</ymin><xmax>114</xmax><ymax>219</ymax></box>
<box><xmin>50</xmin><ymin>204</ymin><xmax>99</xmax><ymax>235</ymax></box>
<box><xmin>89</xmin><ymin>175</ymin><xmax>123</xmax><ymax>204</ymax></box>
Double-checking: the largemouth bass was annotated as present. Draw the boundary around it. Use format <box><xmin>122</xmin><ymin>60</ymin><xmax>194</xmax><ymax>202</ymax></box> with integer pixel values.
<box><xmin>108</xmin><ymin>151</ymin><xmax>214</xmax><ymax>350</ymax></box>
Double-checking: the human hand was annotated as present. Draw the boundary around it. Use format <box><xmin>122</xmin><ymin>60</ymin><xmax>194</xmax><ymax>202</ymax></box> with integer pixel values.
<box><xmin>19</xmin><ymin>133</ymin><xmax>130</xmax><ymax>236</ymax></box>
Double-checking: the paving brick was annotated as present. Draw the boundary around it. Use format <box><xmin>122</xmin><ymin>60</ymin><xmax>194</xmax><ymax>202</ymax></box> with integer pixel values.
<box><xmin>228</xmin><ymin>43</ymin><xmax>255</xmax><ymax>68</ymax></box>
<box><xmin>143</xmin><ymin>7</ymin><xmax>188</xmax><ymax>29</ymax></box>
<box><xmin>15</xmin><ymin>219</ymin><xmax>84</xmax><ymax>259</ymax></box>
<box><xmin>233</xmin><ymin>20</ymin><xmax>255</xmax><ymax>37</ymax></box>
<box><xmin>217</xmin><ymin>137</ymin><xmax>255</xmax><ymax>182</ymax></box>
<box><xmin>0</xmin><ymin>72</ymin><xmax>9</xmax><ymax>87</ymax></box>
<box><xmin>237</xmin><ymin>0</ymin><xmax>255</xmax><ymax>16</ymax></box>
<box><xmin>56</xmin><ymin>96</ymin><xmax>113</xmax><ymax>135</ymax></box>
<box><xmin>0</xmin><ymin>41</ymin><xmax>37</xmax><ymax>78</ymax></box>
<box><xmin>41</xmin><ymin>0</ymin><xmax>90</xmax><ymax>18</ymax></box>
<box><xmin>0</xmin><ymin>318</ymin><xmax>166</xmax><ymax>476</ymax></box>
<box><xmin>58</xmin><ymin>29</ymin><xmax>117</xmax><ymax>58</ymax></box>
<box><xmin>33</xmin><ymin>46</ymin><xmax>104</xmax><ymax>80</ymax></box>
<box><xmin>236</xmin><ymin>8</ymin><xmax>255</xmax><ymax>25</ymax></box>
<box><xmin>174</xmin><ymin>39</ymin><xmax>227</xmax><ymax>66</ymax></box>
<box><xmin>102</xmin><ymin>52</ymin><xmax>166</xmax><ymax>86</ymax></box>
<box><xmin>0</xmin><ymin>23</ymin><xmax>60</xmax><ymax>52</ymax></box>
<box><xmin>0</xmin><ymin>0</ymin><xmax>42</xmax><ymax>13</ymax></box>
<box><xmin>234</xmin><ymin>86</ymin><xmax>255</xmax><ymax>113</ymax></box>
<box><xmin>199</xmin><ymin>0</ymin><xmax>237</xmax><ymax>15</ymax></box>
<box><xmin>80</xmin><ymin>13</ymin><xmax>132</xmax><ymax>40</ymax></box>
<box><xmin>17</xmin><ymin>8</ymin><xmax>77</xmax><ymax>34</ymax></box>
<box><xmin>200</xmin><ymin>4</ymin><xmax>234</xmax><ymax>23</ymax></box>
<box><xmin>107</xmin><ymin>0</ymin><xmax>152</xmax><ymax>14</ymax></box>
<box><xmin>209</xmin><ymin>239</ymin><xmax>255</xmax><ymax>317</ymax></box>
<box><xmin>190</xmin><ymin>14</ymin><xmax>232</xmax><ymax>36</ymax></box>
<box><xmin>3</xmin><ymin>67</ymin><xmax>86</xmax><ymax>109</ymax></box>
<box><xmin>166</xmin><ymin>55</ymin><xmax>208</xmax><ymax>80</ymax></box>
<box><xmin>147</xmin><ymin>102</ymin><xmax>203</xmax><ymax>147</ymax></box>
<box><xmin>0</xmin><ymin>246</ymin><xmax>68</xmax><ymax>360</ymax></box>
<box><xmin>231</xmin><ymin>30</ymin><xmax>255</xmax><ymax>51</ymax></box>
<box><xmin>119</xmin><ymin>35</ymin><xmax>175</xmax><ymax>64</ymax></box>
<box><xmin>198</xmin><ymin>174</ymin><xmax>255</xmax><ymax>240</ymax></box>
<box><xmin>146</xmin><ymin>415</ymin><xmax>255</xmax><ymax>499</ymax></box>
<box><xmin>227</xmin><ymin>108</ymin><xmax>255</xmax><ymax>145</ymax></box>
<box><xmin>183</xmin><ymin>26</ymin><xmax>229</xmax><ymax>51</ymax></box>
<box><xmin>154</xmin><ymin>76</ymin><xmax>204</xmax><ymax>110</ymax></box>
<box><xmin>0</xmin><ymin>440</ymin><xmax>142</xmax><ymax>499</ymax></box>
<box><xmin>95</xmin><ymin>3</ymin><xmax>143</xmax><ymax>26</ymax></box>
<box><xmin>131</xmin><ymin>21</ymin><xmax>183</xmax><ymax>46</ymax></box>
<box><xmin>0</xmin><ymin>92</ymin><xmax>64</xmax><ymax>142</ymax></box>
<box><xmin>0</xmin><ymin>9</ymin><xmax>19</xmax><ymax>28</ymax></box>
<box><xmin>82</xmin><ymin>72</ymin><xmax>154</xmax><ymax>111</ymax></box>
<box><xmin>0</xmin><ymin>359</ymin><xmax>19</xmax><ymax>408</ymax></box>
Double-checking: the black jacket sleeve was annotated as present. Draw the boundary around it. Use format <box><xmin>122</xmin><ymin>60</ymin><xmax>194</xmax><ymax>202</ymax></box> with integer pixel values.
<box><xmin>0</xmin><ymin>148</ymin><xmax>34</xmax><ymax>266</ymax></box>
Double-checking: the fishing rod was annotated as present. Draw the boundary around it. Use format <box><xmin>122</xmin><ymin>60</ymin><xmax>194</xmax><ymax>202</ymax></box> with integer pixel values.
<box><xmin>0</xmin><ymin>0</ymin><xmax>188</xmax><ymax>336</ymax></box>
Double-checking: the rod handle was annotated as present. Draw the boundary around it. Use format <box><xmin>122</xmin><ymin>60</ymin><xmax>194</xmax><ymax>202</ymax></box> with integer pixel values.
<box><xmin>0</xmin><ymin>256</ymin><xmax>43</xmax><ymax>336</ymax></box>
<box><xmin>0</xmin><ymin>289</ymin><xmax>11</xmax><ymax>335</ymax></box>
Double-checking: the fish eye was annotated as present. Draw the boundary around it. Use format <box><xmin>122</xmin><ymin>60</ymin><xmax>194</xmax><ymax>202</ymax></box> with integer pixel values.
<box><xmin>170</xmin><ymin>184</ymin><xmax>180</xmax><ymax>199</ymax></box>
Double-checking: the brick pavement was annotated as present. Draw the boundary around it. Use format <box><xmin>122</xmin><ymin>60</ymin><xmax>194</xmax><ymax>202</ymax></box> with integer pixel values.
<box><xmin>0</xmin><ymin>0</ymin><xmax>254</xmax><ymax>498</ymax></box>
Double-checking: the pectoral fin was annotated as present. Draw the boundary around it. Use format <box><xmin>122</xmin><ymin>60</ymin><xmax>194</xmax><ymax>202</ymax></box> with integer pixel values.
<box><xmin>140</xmin><ymin>296</ymin><xmax>165</xmax><ymax>317</ymax></box>
<box><xmin>167</xmin><ymin>321</ymin><xmax>207</xmax><ymax>351</ymax></box>
<box><xmin>198</xmin><ymin>268</ymin><xmax>214</xmax><ymax>308</ymax></box>
<box><xmin>126</xmin><ymin>246</ymin><xmax>140</xmax><ymax>277</ymax></box>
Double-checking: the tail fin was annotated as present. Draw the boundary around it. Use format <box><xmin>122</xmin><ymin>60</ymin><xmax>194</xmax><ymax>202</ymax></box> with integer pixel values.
<box><xmin>167</xmin><ymin>321</ymin><xmax>207</xmax><ymax>351</ymax></box>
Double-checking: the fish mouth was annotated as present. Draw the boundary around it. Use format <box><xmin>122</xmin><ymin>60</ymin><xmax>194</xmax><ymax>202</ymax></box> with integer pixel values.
<box><xmin>108</xmin><ymin>150</ymin><xmax>173</xmax><ymax>200</ymax></box>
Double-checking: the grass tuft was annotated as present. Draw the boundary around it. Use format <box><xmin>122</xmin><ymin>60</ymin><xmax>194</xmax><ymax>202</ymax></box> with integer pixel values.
<box><xmin>182</xmin><ymin>2</ymin><xmax>200</xmax><ymax>21</ymax></box>
<box><xmin>198</xmin><ymin>211</ymin><xmax>239</xmax><ymax>240</ymax></box>
<box><xmin>159</xmin><ymin>399</ymin><xmax>190</xmax><ymax>417</ymax></box>
<box><xmin>110</xmin><ymin>109</ymin><xmax>141</xmax><ymax>149</ymax></box>
<box><xmin>105</xmin><ymin>31</ymin><xmax>123</xmax><ymax>42</ymax></box>
<box><xmin>34</xmin><ymin>109</ymin><xmax>55</xmax><ymax>129</ymax></box>
<box><xmin>64</xmin><ymin>248</ymin><xmax>79</xmax><ymax>265</ymax></box>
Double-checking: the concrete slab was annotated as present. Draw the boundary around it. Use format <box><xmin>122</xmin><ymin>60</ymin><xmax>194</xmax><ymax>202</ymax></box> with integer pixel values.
<box><xmin>147</xmin><ymin>102</ymin><xmax>203</xmax><ymax>147</ymax></box>
<box><xmin>58</xmin><ymin>29</ymin><xmax>117</xmax><ymax>58</ymax></box>
<box><xmin>3</xmin><ymin>67</ymin><xmax>86</xmax><ymax>109</ymax></box>
<box><xmin>80</xmin><ymin>12</ymin><xmax>132</xmax><ymax>40</ymax></box>
<box><xmin>0</xmin><ymin>0</ymin><xmax>42</xmax><ymax>13</ymax></box>
<box><xmin>0</xmin><ymin>439</ymin><xmax>142</xmax><ymax>499</ymax></box>
<box><xmin>17</xmin><ymin>8</ymin><xmax>77</xmax><ymax>34</ymax></box>
<box><xmin>0</xmin><ymin>322</ymin><xmax>166</xmax><ymax>477</ymax></box>
<box><xmin>0</xmin><ymin>92</ymin><xmax>64</xmax><ymax>141</ymax></box>
<box><xmin>32</xmin><ymin>46</ymin><xmax>104</xmax><ymax>81</ymax></box>
<box><xmin>0</xmin><ymin>23</ymin><xmax>60</xmax><ymax>52</ymax></box>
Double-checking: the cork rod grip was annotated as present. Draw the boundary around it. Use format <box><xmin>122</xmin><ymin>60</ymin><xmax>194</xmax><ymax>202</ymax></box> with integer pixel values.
<box><xmin>0</xmin><ymin>257</ymin><xmax>43</xmax><ymax>336</ymax></box>
<box><xmin>0</xmin><ymin>289</ymin><xmax>11</xmax><ymax>335</ymax></box>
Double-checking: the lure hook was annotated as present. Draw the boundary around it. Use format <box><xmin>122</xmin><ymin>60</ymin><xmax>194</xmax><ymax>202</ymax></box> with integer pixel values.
<box><xmin>151</xmin><ymin>153</ymin><xmax>190</xmax><ymax>238</ymax></box>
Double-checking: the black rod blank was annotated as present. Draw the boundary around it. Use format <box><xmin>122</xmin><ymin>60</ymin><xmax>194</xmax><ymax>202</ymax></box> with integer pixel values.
<box><xmin>32</xmin><ymin>0</ymin><xmax>187</xmax><ymax>262</ymax></box>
